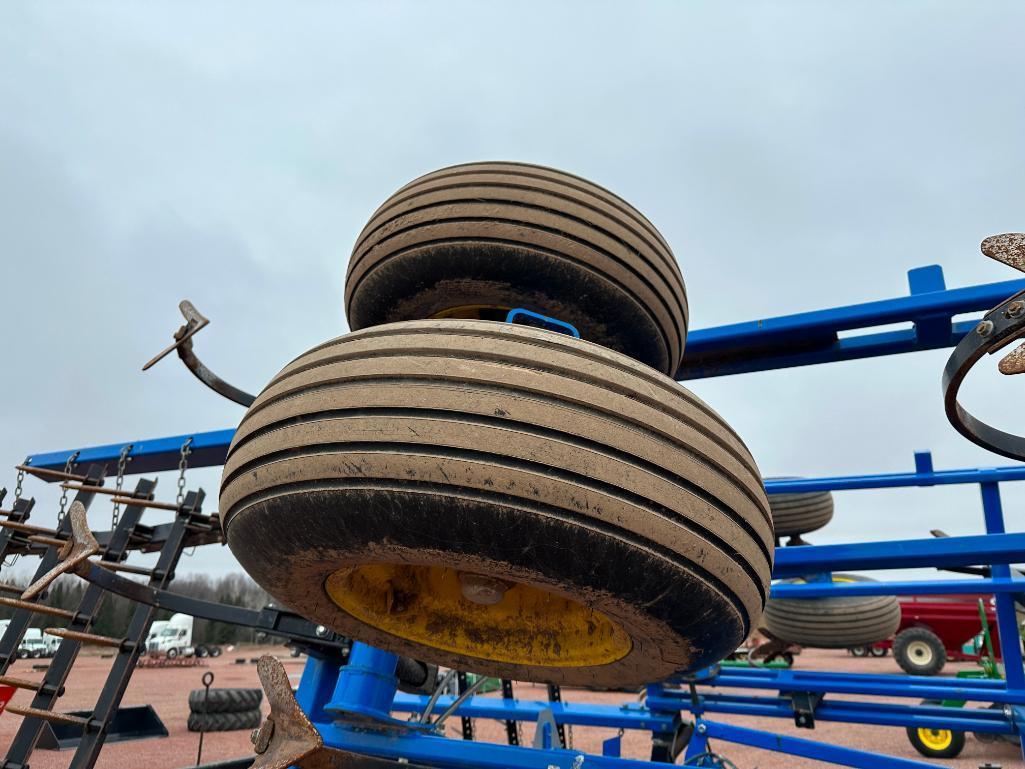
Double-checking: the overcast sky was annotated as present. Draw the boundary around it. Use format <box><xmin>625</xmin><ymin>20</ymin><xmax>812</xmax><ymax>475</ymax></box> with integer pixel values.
<box><xmin>2</xmin><ymin>2</ymin><xmax>1023</xmax><ymax>582</ymax></box>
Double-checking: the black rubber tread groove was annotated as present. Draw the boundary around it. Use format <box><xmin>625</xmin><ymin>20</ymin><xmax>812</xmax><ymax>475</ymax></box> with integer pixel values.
<box><xmin>276</xmin><ymin>320</ymin><xmax>752</xmax><ymax>467</ymax></box>
<box><xmin>188</xmin><ymin>688</ymin><xmax>263</xmax><ymax>714</ymax></box>
<box><xmin>385</xmin><ymin>161</ymin><xmax>675</xmax><ymax>259</ymax></box>
<box><xmin>762</xmin><ymin>574</ymin><xmax>901</xmax><ymax>649</ymax></box>
<box><xmin>765</xmin><ymin>479</ymin><xmax>834</xmax><ymax>537</ymax></box>
<box><xmin>222</xmin><ymin>321</ymin><xmax>770</xmax><ymax>687</ymax></box>
<box><xmin>187</xmin><ymin>709</ymin><xmax>262</xmax><ymax>733</ymax></box>
<box><xmin>344</xmin><ymin>161</ymin><xmax>687</xmax><ymax>375</ymax></box>
<box><xmin>253</xmin><ymin>321</ymin><xmax>767</xmax><ymax>522</ymax></box>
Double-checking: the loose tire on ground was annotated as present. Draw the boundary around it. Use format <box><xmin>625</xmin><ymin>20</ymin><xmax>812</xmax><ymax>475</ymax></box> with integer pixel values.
<box><xmin>345</xmin><ymin>161</ymin><xmax>688</xmax><ymax>376</ymax></box>
<box><xmin>188</xmin><ymin>688</ymin><xmax>263</xmax><ymax>714</ymax></box>
<box><xmin>906</xmin><ymin>700</ymin><xmax>966</xmax><ymax>759</ymax></box>
<box><xmin>893</xmin><ymin>626</ymin><xmax>947</xmax><ymax>676</ymax></box>
<box><xmin>762</xmin><ymin>574</ymin><xmax>900</xmax><ymax>649</ymax></box>
<box><xmin>187</xmin><ymin>709</ymin><xmax>262</xmax><ymax>733</ymax></box>
<box><xmin>221</xmin><ymin>320</ymin><xmax>772</xmax><ymax>687</ymax></box>
<box><xmin>765</xmin><ymin>480</ymin><xmax>834</xmax><ymax>539</ymax></box>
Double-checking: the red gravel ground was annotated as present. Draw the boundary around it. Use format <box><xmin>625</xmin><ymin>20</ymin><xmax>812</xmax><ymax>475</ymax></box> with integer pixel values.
<box><xmin>0</xmin><ymin>646</ymin><xmax>1021</xmax><ymax>768</ymax></box>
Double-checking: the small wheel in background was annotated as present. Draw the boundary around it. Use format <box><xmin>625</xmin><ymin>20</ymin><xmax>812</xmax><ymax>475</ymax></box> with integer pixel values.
<box><xmin>906</xmin><ymin>700</ymin><xmax>965</xmax><ymax>759</ymax></box>
<box><xmin>849</xmin><ymin>645</ymin><xmax>869</xmax><ymax>657</ymax></box>
<box><xmin>765</xmin><ymin>481</ymin><xmax>834</xmax><ymax>539</ymax></box>
<box><xmin>166</xmin><ymin>648</ymin><xmax>179</xmax><ymax>660</ymax></box>
<box><xmin>893</xmin><ymin>627</ymin><xmax>946</xmax><ymax>676</ymax></box>
<box><xmin>870</xmin><ymin>645</ymin><xmax>888</xmax><ymax>657</ymax></box>
<box><xmin>762</xmin><ymin>574</ymin><xmax>901</xmax><ymax>649</ymax></box>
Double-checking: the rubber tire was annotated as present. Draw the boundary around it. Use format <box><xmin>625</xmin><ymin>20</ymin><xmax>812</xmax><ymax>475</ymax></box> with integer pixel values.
<box><xmin>196</xmin><ymin>646</ymin><xmax>209</xmax><ymax>658</ymax></box>
<box><xmin>849</xmin><ymin>645</ymin><xmax>869</xmax><ymax>657</ymax></box>
<box><xmin>345</xmin><ymin>161</ymin><xmax>688</xmax><ymax>376</ymax></box>
<box><xmin>765</xmin><ymin>480</ymin><xmax>834</xmax><ymax>538</ymax></box>
<box><xmin>209</xmin><ymin>646</ymin><xmax>222</xmax><ymax>657</ymax></box>
<box><xmin>906</xmin><ymin>700</ymin><xmax>966</xmax><ymax>759</ymax></box>
<box><xmin>762</xmin><ymin>574</ymin><xmax>900</xmax><ymax>649</ymax></box>
<box><xmin>16</xmin><ymin>649</ymin><xmax>28</xmax><ymax>660</ymax></box>
<box><xmin>166</xmin><ymin>647</ymin><xmax>179</xmax><ymax>659</ymax></box>
<box><xmin>893</xmin><ymin>627</ymin><xmax>947</xmax><ymax>676</ymax></box>
<box><xmin>221</xmin><ymin>319</ymin><xmax>772</xmax><ymax>688</ymax></box>
<box><xmin>870</xmin><ymin>646</ymin><xmax>888</xmax><ymax>657</ymax></box>
<box><xmin>189</xmin><ymin>688</ymin><xmax>263</xmax><ymax>714</ymax></box>
<box><xmin>187</xmin><ymin>709</ymin><xmax>262</xmax><ymax>733</ymax></box>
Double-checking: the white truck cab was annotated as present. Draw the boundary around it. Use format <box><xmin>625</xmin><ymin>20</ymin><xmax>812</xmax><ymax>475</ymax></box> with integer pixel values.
<box><xmin>146</xmin><ymin>613</ymin><xmax>194</xmax><ymax>658</ymax></box>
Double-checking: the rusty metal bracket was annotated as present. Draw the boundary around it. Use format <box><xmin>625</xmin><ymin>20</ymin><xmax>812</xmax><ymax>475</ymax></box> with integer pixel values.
<box><xmin>21</xmin><ymin>501</ymin><xmax>100</xmax><ymax>600</ymax></box>
<box><xmin>143</xmin><ymin>300</ymin><xmax>256</xmax><ymax>407</ymax></box>
<box><xmin>942</xmin><ymin>234</ymin><xmax>1025</xmax><ymax>460</ymax></box>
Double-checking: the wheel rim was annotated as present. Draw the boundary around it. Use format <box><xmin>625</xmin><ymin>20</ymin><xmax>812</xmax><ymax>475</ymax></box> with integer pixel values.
<box><xmin>907</xmin><ymin>639</ymin><xmax>935</xmax><ymax>667</ymax></box>
<box><xmin>917</xmin><ymin>728</ymin><xmax>953</xmax><ymax>751</ymax></box>
<box><xmin>325</xmin><ymin>563</ymin><xmax>632</xmax><ymax>667</ymax></box>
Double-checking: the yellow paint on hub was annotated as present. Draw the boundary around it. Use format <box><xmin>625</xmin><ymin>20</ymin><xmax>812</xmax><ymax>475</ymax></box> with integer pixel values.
<box><xmin>325</xmin><ymin>564</ymin><xmax>632</xmax><ymax>667</ymax></box>
<box><xmin>916</xmin><ymin>728</ymin><xmax>953</xmax><ymax>751</ymax></box>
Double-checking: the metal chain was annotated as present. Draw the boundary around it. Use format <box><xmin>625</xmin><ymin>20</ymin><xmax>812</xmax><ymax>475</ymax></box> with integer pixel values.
<box><xmin>110</xmin><ymin>444</ymin><xmax>132</xmax><ymax>529</ymax></box>
<box><xmin>12</xmin><ymin>467</ymin><xmax>24</xmax><ymax>502</ymax></box>
<box><xmin>56</xmin><ymin>452</ymin><xmax>80</xmax><ymax>525</ymax></box>
<box><xmin>176</xmin><ymin>438</ymin><xmax>193</xmax><ymax>508</ymax></box>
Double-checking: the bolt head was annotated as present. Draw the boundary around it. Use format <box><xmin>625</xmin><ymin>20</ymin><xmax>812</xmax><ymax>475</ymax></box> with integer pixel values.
<box><xmin>977</xmin><ymin>320</ymin><xmax>995</xmax><ymax>336</ymax></box>
<box><xmin>1008</xmin><ymin>301</ymin><xmax>1024</xmax><ymax>318</ymax></box>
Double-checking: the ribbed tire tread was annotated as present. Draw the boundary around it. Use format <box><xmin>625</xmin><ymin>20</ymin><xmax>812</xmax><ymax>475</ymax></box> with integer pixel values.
<box><xmin>222</xmin><ymin>320</ymin><xmax>771</xmax><ymax>687</ymax></box>
<box><xmin>344</xmin><ymin>161</ymin><xmax>688</xmax><ymax>375</ymax></box>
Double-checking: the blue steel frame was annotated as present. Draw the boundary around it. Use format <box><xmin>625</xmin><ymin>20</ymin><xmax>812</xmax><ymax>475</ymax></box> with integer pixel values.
<box><xmin>16</xmin><ymin>266</ymin><xmax>1025</xmax><ymax>767</ymax></box>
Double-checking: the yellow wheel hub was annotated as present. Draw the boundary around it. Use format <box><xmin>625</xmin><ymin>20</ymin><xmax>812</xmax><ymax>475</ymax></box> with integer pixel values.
<box><xmin>916</xmin><ymin>728</ymin><xmax>953</xmax><ymax>751</ymax></box>
<box><xmin>430</xmin><ymin>304</ymin><xmax>512</xmax><ymax>321</ymax></box>
<box><xmin>325</xmin><ymin>564</ymin><xmax>632</xmax><ymax>667</ymax></box>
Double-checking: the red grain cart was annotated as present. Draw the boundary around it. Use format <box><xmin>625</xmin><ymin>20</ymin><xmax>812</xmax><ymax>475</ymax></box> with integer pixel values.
<box><xmin>876</xmin><ymin>595</ymin><xmax>1005</xmax><ymax>675</ymax></box>
<box><xmin>0</xmin><ymin>684</ymin><xmax>14</xmax><ymax>715</ymax></box>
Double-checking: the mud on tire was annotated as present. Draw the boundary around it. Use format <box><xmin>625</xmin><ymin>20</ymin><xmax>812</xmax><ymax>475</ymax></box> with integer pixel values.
<box><xmin>221</xmin><ymin>320</ymin><xmax>771</xmax><ymax>687</ymax></box>
<box><xmin>345</xmin><ymin>161</ymin><xmax>688</xmax><ymax>376</ymax></box>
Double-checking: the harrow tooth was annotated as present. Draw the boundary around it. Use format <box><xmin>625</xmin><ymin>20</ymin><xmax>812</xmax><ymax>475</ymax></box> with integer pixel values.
<box><xmin>5</xmin><ymin>704</ymin><xmax>90</xmax><ymax>727</ymax></box>
<box><xmin>60</xmin><ymin>482</ymin><xmax>153</xmax><ymax>499</ymax></box>
<box><xmin>27</xmin><ymin>534</ymin><xmax>67</xmax><ymax>549</ymax></box>
<box><xmin>96</xmin><ymin>561</ymin><xmax>155</xmax><ymax>577</ymax></box>
<box><xmin>0</xmin><ymin>596</ymin><xmax>76</xmax><ymax>619</ymax></box>
<box><xmin>0</xmin><ymin>675</ymin><xmax>44</xmax><ymax>692</ymax></box>
<box><xmin>14</xmin><ymin>465</ymin><xmax>91</xmax><ymax>484</ymax></box>
<box><xmin>44</xmin><ymin>627</ymin><xmax>129</xmax><ymax>650</ymax></box>
<box><xmin>21</xmin><ymin>502</ymin><xmax>101</xmax><ymax>600</ymax></box>
<box><xmin>981</xmin><ymin>232</ymin><xmax>1025</xmax><ymax>272</ymax></box>
<box><xmin>0</xmin><ymin>521</ymin><xmax>62</xmax><ymax>537</ymax></box>
<box><xmin>107</xmin><ymin>496</ymin><xmax>182</xmax><ymax>512</ymax></box>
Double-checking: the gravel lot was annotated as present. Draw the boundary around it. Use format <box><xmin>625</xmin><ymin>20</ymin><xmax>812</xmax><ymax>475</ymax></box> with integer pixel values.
<box><xmin>0</xmin><ymin>646</ymin><xmax>1020</xmax><ymax>768</ymax></box>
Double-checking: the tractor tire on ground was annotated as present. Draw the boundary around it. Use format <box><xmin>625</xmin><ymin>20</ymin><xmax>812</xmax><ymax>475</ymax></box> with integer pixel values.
<box><xmin>765</xmin><ymin>481</ymin><xmax>834</xmax><ymax>538</ymax></box>
<box><xmin>893</xmin><ymin>627</ymin><xmax>947</xmax><ymax>676</ymax></box>
<box><xmin>762</xmin><ymin>574</ymin><xmax>900</xmax><ymax>649</ymax></box>
<box><xmin>188</xmin><ymin>688</ymin><xmax>263</xmax><ymax>714</ymax></box>
<box><xmin>221</xmin><ymin>319</ymin><xmax>772</xmax><ymax>688</ymax></box>
<box><xmin>344</xmin><ymin>161</ymin><xmax>688</xmax><ymax>376</ymax></box>
<box><xmin>906</xmin><ymin>700</ymin><xmax>966</xmax><ymax>759</ymax></box>
<box><xmin>187</xmin><ymin>709</ymin><xmax>262</xmax><ymax>733</ymax></box>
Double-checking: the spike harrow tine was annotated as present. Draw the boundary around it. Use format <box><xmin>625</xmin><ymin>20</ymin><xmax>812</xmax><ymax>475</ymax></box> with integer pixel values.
<box><xmin>0</xmin><ymin>596</ymin><xmax>76</xmax><ymax>619</ymax></box>
<box><xmin>0</xmin><ymin>520</ymin><xmax>63</xmax><ymax>538</ymax></box>
<box><xmin>14</xmin><ymin>464</ymin><xmax>91</xmax><ymax>484</ymax></box>
<box><xmin>6</xmin><ymin>704</ymin><xmax>91</xmax><ymax>728</ymax></box>
<box><xmin>60</xmin><ymin>482</ymin><xmax>150</xmax><ymax>499</ymax></box>
<box><xmin>96</xmin><ymin>560</ymin><xmax>155</xmax><ymax>577</ymax></box>
<box><xmin>21</xmin><ymin>501</ymin><xmax>101</xmax><ymax>600</ymax></box>
<box><xmin>44</xmin><ymin>627</ymin><xmax>131</xmax><ymax>650</ymax></box>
